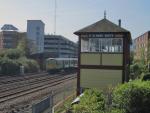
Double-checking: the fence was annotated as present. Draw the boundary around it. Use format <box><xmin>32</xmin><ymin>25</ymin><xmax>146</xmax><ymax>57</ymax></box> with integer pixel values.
<box><xmin>31</xmin><ymin>78</ymin><xmax>77</xmax><ymax>113</ymax></box>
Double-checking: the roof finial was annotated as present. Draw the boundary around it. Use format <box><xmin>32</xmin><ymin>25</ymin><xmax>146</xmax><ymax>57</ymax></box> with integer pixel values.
<box><xmin>104</xmin><ymin>10</ymin><xmax>106</xmax><ymax>19</ymax></box>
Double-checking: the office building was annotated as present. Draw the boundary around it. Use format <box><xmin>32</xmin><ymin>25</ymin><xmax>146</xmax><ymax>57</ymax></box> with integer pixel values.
<box><xmin>27</xmin><ymin>20</ymin><xmax>45</xmax><ymax>54</ymax></box>
<box><xmin>0</xmin><ymin>24</ymin><xmax>24</xmax><ymax>49</ymax></box>
<box><xmin>44</xmin><ymin>35</ymin><xmax>78</xmax><ymax>58</ymax></box>
<box><xmin>134</xmin><ymin>31</ymin><xmax>150</xmax><ymax>62</ymax></box>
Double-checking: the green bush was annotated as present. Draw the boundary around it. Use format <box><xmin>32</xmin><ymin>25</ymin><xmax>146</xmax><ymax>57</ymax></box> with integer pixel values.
<box><xmin>18</xmin><ymin>57</ymin><xmax>39</xmax><ymax>73</ymax></box>
<box><xmin>72</xmin><ymin>89</ymin><xmax>105</xmax><ymax>113</ymax></box>
<box><xmin>109</xmin><ymin>109</ymin><xmax>124</xmax><ymax>113</ymax></box>
<box><xmin>112</xmin><ymin>80</ymin><xmax>150</xmax><ymax>113</ymax></box>
<box><xmin>0</xmin><ymin>48</ymin><xmax>39</xmax><ymax>75</ymax></box>
<box><xmin>26</xmin><ymin>59</ymin><xmax>39</xmax><ymax>73</ymax></box>
<box><xmin>0</xmin><ymin>50</ymin><xmax>5</xmax><ymax>58</ymax></box>
<box><xmin>0</xmin><ymin>57</ymin><xmax>20</xmax><ymax>75</ymax></box>
<box><xmin>130</xmin><ymin>63</ymin><xmax>148</xmax><ymax>79</ymax></box>
<box><xmin>5</xmin><ymin>49</ymin><xmax>24</xmax><ymax>59</ymax></box>
<box><xmin>142</xmin><ymin>73</ymin><xmax>150</xmax><ymax>81</ymax></box>
<box><xmin>18</xmin><ymin>57</ymin><xmax>29</xmax><ymax>73</ymax></box>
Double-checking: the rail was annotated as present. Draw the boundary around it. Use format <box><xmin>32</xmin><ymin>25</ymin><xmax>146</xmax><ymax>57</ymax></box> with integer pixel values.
<box><xmin>0</xmin><ymin>73</ymin><xmax>76</xmax><ymax>105</ymax></box>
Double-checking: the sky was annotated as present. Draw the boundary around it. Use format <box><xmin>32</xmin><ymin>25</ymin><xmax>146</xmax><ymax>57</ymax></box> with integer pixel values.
<box><xmin>0</xmin><ymin>0</ymin><xmax>150</xmax><ymax>42</ymax></box>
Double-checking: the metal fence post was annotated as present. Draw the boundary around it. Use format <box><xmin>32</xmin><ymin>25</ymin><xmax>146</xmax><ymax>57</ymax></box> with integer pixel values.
<box><xmin>51</xmin><ymin>91</ymin><xmax>54</xmax><ymax>113</ymax></box>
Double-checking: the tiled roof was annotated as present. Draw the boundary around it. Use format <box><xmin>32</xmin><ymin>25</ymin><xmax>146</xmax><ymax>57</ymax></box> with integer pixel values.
<box><xmin>74</xmin><ymin>18</ymin><xmax>129</xmax><ymax>34</ymax></box>
<box><xmin>1</xmin><ymin>24</ymin><xmax>18</xmax><ymax>31</ymax></box>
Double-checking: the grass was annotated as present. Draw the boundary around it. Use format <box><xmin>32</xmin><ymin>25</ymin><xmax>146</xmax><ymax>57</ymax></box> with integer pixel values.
<box><xmin>54</xmin><ymin>94</ymin><xmax>75</xmax><ymax>113</ymax></box>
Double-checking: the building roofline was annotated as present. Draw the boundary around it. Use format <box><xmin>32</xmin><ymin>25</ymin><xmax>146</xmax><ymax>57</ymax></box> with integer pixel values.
<box><xmin>74</xmin><ymin>18</ymin><xmax>130</xmax><ymax>35</ymax></box>
<box><xmin>134</xmin><ymin>31</ymin><xmax>150</xmax><ymax>40</ymax></box>
<box><xmin>27</xmin><ymin>20</ymin><xmax>45</xmax><ymax>25</ymax></box>
<box><xmin>0</xmin><ymin>30</ymin><xmax>19</xmax><ymax>33</ymax></box>
<box><xmin>44</xmin><ymin>34</ymin><xmax>77</xmax><ymax>44</ymax></box>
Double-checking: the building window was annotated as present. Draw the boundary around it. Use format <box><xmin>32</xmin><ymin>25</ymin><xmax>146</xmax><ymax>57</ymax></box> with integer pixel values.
<box><xmin>81</xmin><ymin>38</ymin><xmax>123</xmax><ymax>53</ymax></box>
<box><xmin>36</xmin><ymin>26</ymin><xmax>40</xmax><ymax>31</ymax></box>
<box><xmin>111</xmin><ymin>38</ymin><xmax>123</xmax><ymax>52</ymax></box>
<box><xmin>36</xmin><ymin>32</ymin><xmax>40</xmax><ymax>35</ymax></box>
<box><xmin>89</xmin><ymin>38</ymin><xmax>99</xmax><ymax>52</ymax></box>
<box><xmin>101</xmin><ymin>38</ymin><xmax>111</xmax><ymax>52</ymax></box>
<box><xmin>81</xmin><ymin>38</ymin><xmax>89</xmax><ymax>52</ymax></box>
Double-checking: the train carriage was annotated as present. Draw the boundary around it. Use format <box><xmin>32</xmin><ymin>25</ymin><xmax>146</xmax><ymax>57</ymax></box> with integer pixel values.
<box><xmin>46</xmin><ymin>58</ymin><xmax>77</xmax><ymax>74</ymax></box>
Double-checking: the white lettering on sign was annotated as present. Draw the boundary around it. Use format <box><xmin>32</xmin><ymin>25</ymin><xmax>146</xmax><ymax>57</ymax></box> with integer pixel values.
<box><xmin>81</xmin><ymin>34</ymin><xmax>123</xmax><ymax>38</ymax></box>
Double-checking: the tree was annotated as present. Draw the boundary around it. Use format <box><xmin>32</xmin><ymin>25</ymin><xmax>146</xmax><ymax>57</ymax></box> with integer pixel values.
<box><xmin>112</xmin><ymin>80</ymin><xmax>150</xmax><ymax>113</ymax></box>
<box><xmin>142</xmin><ymin>73</ymin><xmax>150</xmax><ymax>81</ymax></box>
<box><xmin>17</xmin><ymin>37</ymin><xmax>30</xmax><ymax>57</ymax></box>
<box><xmin>0</xmin><ymin>48</ymin><xmax>40</xmax><ymax>75</ymax></box>
<box><xmin>0</xmin><ymin>57</ymin><xmax>20</xmax><ymax>75</ymax></box>
<box><xmin>130</xmin><ymin>51</ymin><xmax>134</xmax><ymax>65</ymax></box>
<box><xmin>147</xmin><ymin>39</ymin><xmax>150</xmax><ymax>62</ymax></box>
<box><xmin>140</xmin><ymin>47</ymin><xmax>145</xmax><ymax>65</ymax></box>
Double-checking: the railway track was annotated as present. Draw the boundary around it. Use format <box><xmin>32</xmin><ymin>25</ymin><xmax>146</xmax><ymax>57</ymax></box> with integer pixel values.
<box><xmin>0</xmin><ymin>72</ymin><xmax>48</xmax><ymax>85</ymax></box>
<box><xmin>0</xmin><ymin>73</ymin><xmax>70</xmax><ymax>92</ymax></box>
<box><xmin>0</xmin><ymin>73</ymin><xmax>76</xmax><ymax>108</ymax></box>
<box><xmin>0</xmin><ymin>74</ymin><xmax>74</xmax><ymax>97</ymax></box>
<box><xmin>0</xmin><ymin>73</ymin><xmax>51</xmax><ymax>92</ymax></box>
<box><xmin>0</xmin><ymin>71</ymin><xmax>69</xmax><ymax>86</ymax></box>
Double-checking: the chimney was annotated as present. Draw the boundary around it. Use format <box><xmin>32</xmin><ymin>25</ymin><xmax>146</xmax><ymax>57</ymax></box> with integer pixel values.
<box><xmin>118</xmin><ymin>19</ymin><xmax>121</xmax><ymax>27</ymax></box>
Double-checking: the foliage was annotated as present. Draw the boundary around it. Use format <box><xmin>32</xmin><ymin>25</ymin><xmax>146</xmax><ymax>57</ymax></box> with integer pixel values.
<box><xmin>112</xmin><ymin>80</ymin><xmax>150</xmax><ymax>113</ymax></box>
<box><xmin>26</xmin><ymin>59</ymin><xmax>39</xmax><ymax>73</ymax></box>
<box><xmin>104</xmin><ymin>85</ymin><xmax>114</xmax><ymax>111</ymax></box>
<box><xmin>72</xmin><ymin>89</ymin><xmax>105</xmax><ymax>113</ymax></box>
<box><xmin>147</xmin><ymin>39</ymin><xmax>150</xmax><ymax>62</ymax></box>
<box><xmin>130</xmin><ymin>51</ymin><xmax>134</xmax><ymax>65</ymax></box>
<box><xmin>64</xmin><ymin>100</ymin><xmax>72</xmax><ymax>113</ymax></box>
<box><xmin>0</xmin><ymin>57</ymin><xmax>20</xmax><ymax>75</ymax></box>
<box><xmin>17</xmin><ymin>37</ymin><xmax>38</xmax><ymax>55</ymax></box>
<box><xmin>140</xmin><ymin>47</ymin><xmax>145</xmax><ymax>65</ymax></box>
<box><xmin>109</xmin><ymin>109</ymin><xmax>124</xmax><ymax>113</ymax></box>
<box><xmin>0</xmin><ymin>48</ymin><xmax>39</xmax><ymax>75</ymax></box>
<box><xmin>17</xmin><ymin>37</ymin><xmax>30</xmax><ymax>57</ymax></box>
<box><xmin>0</xmin><ymin>49</ymin><xmax>24</xmax><ymax>59</ymax></box>
<box><xmin>142</xmin><ymin>73</ymin><xmax>150</xmax><ymax>81</ymax></box>
<box><xmin>61</xmin><ymin>81</ymin><xmax>150</xmax><ymax>113</ymax></box>
<box><xmin>18</xmin><ymin>57</ymin><xmax>39</xmax><ymax>73</ymax></box>
<box><xmin>130</xmin><ymin>63</ymin><xmax>142</xmax><ymax>79</ymax></box>
<box><xmin>63</xmin><ymin>97</ymin><xmax>77</xmax><ymax>113</ymax></box>
<box><xmin>130</xmin><ymin>63</ymin><xmax>148</xmax><ymax>79</ymax></box>
<box><xmin>0</xmin><ymin>50</ymin><xmax>5</xmax><ymax>58</ymax></box>
<box><xmin>55</xmin><ymin>96</ymin><xmax>74</xmax><ymax>113</ymax></box>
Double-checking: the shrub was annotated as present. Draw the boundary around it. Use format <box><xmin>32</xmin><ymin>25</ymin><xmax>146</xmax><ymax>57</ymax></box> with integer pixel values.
<box><xmin>18</xmin><ymin>57</ymin><xmax>29</xmax><ymax>73</ymax></box>
<box><xmin>0</xmin><ymin>50</ymin><xmax>5</xmax><ymax>58</ymax></box>
<box><xmin>5</xmin><ymin>49</ymin><xmax>24</xmax><ymax>59</ymax></box>
<box><xmin>26</xmin><ymin>59</ymin><xmax>39</xmax><ymax>73</ymax></box>
<box><xmin>72</xmin><ymin>89</ymin><xmax>105</xmax><ymax>113</ymax></box>
<box><xmin>17</xmin><ymin>37</ymin><xmax>30</xmax><ymax>57</ymax></box>
<box><xmin>110</xmin><ymin>109</ymin><xmax>125</xmax><ymax>113</ymax></box>
<box><xmin>130</xmin><ymin>63</ymin><xmax>148</xmax><ymax>79</ymax></box>
<box><xmin>18</xmin><ymin>57</ymin><xmax>39</xmax><ymax>73</ymax></box>
<box><xmin>142</xmin><ymin>73</ymin><xmax>150</xmax><ymax>81</ymax></box>
<box><xmin>0</xmin><ymin>48</ymin><xmax>40</xmax><ymax>75</ymax></box>
<box><xmin>112</xmin><ymin>80</ymin><xmax>150</xmax><ymax>113</ymax></box>
<box><xmin>0</xmin><ymin>57</ymin><xmax>20</xmax><ymax>75</ymax></box>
